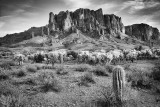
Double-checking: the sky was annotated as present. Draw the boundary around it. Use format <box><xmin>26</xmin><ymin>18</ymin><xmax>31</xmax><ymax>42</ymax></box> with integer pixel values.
<box><xmin>0</xmin><ymin>0</ymin><xmax>160</xmax><ymax>37</ymax></box>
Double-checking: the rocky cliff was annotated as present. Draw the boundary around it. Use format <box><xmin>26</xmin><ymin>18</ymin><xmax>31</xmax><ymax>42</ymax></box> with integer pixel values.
<box><xmin>48</xmin><ymin>8</ymin><xmax>125</xmax><ymax>38</ymax></box>
<box><xmin>125</xmin><ymin>23</ymin><xmax>160</xmax><ymax>41</ymax></box>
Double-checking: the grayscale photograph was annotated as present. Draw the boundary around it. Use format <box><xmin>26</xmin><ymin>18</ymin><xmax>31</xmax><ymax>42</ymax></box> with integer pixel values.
<box><xmin>0</xmin><ymin>0</ymin><xmax>160</xmax><ymax>107</ymax></box>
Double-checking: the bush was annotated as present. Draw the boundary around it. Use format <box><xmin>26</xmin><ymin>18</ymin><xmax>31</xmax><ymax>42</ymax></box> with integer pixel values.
<box><xmin>75</xmin><ymin>64</ymin><xmax>92</xmax><ymax>72</ymax></box>
<box><xmin>34</xmin><ymin>54</ymin><xmax>44</xmax><ymax>63</ymax></box>
<box><xmin>152</xmin><ymin>67</ymin><xmax>160</xmax><ymax>81</ymax></box>
<box><xmin>100</xmin><ymin>86</ymin><xmax>116</xmax><ymax>106</ymax></box>
<box><xmin>105</xmin><ymin>64</ymin><xmax>114</xmax><ymax>73</ymax></box>
<box><xmin>36</xmin><ymin>66</ymin><xmax>41</xmax><ymax>70</ymax></box>
<box><xmin>11</xmin><ymin>70</ymin><xmax>26</xmax><ymax>78</ymax></box>
<box><xmin>67</xmin><ymin>51</ymin><xmax>78</xmax><ymax>59</ymax></box>
<box><xmin>0</xmin><ymin>70</ymin><xmax>9</xmax><ymax>81</ymax></box>
<box><xmin>134</xmin><ymin>45</ymin><xmax>144</xmax><ymax>51</ymax></box>
<box><xmin>56</xmin><ymin>70</ymin><xmax>68</xmax><ymax>75</ymax></box>
<box><xmin>56</xmin><ymin>66</ymin><xmax>64</xmax><ymax>72</ymax></box>
<box><xmin>0</xmin><ymin>81</ymin><xmax>25</xmax><ymax>107</ymax></box>
<box><xmin>36</xmin><ymin>71</ymin><xmax>62</xmax><ymax>92</ymax></box>
<box><xmin>0</xmin><ymin>62</ymin><xmax>12</xmax><ymax>70</ymax></box>
<box><xmin>26</xmin><ymin>66</ymin><xmax>37</xmax><ymax>73</ymax></box>
<box><xmin>90</xmin><ymin>65</ymin><xmax>109</xmax><ymax>76</ymax></box>
<box><xmin>78</xmin><ymin>72</ymin><xmax>95</xmax><ymax>87</ymax></box>
<box><xmin>126</xmin><ymin>69</ymin><xmax>152</xmax><ymax>89</ymax></box>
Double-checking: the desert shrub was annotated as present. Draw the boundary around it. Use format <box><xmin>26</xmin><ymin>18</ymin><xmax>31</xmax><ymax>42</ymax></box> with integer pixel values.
<box><xmin>26</xmin><ymin>66</ymin><xmax>37</xmax><ymax>73</ymax></box>
<box><xmin>5</xmin><ymin>61</ymin><xmax>16</xmax><ymax>66</ymax></box>
<box><xmin>151</xmin><ymin>67</ymin><xmax>160</xmax><ymax>81</ymax></box>
<box><xmin>105</xmin><ymin>64</ymin><xmax>114</xmax><ymax>73</ymax></box>
<box><xmin>134</xmin><ymin>45</ymin><xmax>144</xmax><ymax>51</ymax></box>
<box><xmin>56</xmin><ymin>66</ymin><xmax>64</xmax><ymax>72</ymax></box>
<box><xmin>36</xmin><ymin>71</ymin><xmax>62</xmax><ymax>92</ymax></box>
<box><xmin>126</xmin><ymin>69</ymin><xmax>152</xmax><ymax>89</ymax></box>
<box><xmin>100</xmin><ymin>86</ymin><xmax>116</xmax><ymax>106</ymax></box>
<box><xmin>36</xmin><ymin>66</ymin><xmax>41</xmax><ymax>70</ymax></box>
<box><xmin>75</xmin><ymin>64</ymin><xmax>92</xmax><ymax>72</ymax></box>
<box><xmin>56</xmin><ymin>69</ymin><xmax>68</xmax><ymax>75</ymax></box>
<box><xmin>11</xmin><ymin>70</ymin><xmax>26</xmax><ymax>78</ymax></box>
<box><xmin>0</xmin><ymin>81</ymin><xmax>21</xmax><ymax>96</ymax></box>
<box><xmin>90</xmin><ymin>65</ymin><xmax>109</xmax><ymax>76</ymax></box>
<box><xmin>67</xmin><ymin>51</ymin><xmax>78</xmax><ymax>59</ymax></box>
<box><xmin>34</xmin><ymin>54</ymin><xmax>44</xmax><ymax>63</ymax></box>
<box><xmin>0</xmin><ymin>70</ymin><xmax>9</xmax><ymax>81</ymax></box>
<box><xmin>0</xmin><ymin>81</ymin><xmax>26</xmax><ymax>107</ymax></box>
<box><xmin>0</xmin><ymin>62</ymin><xmax>12</xmax><ymax>70</ymax></box>
<box><xmin>78</xmin><ymin>72</ymin><xmax>95</xmax><ymax>87</ymax></box>
<box><xmin>0</xmin><ymin>95</ymin><xmax>21</xmax><ymax>107</ymax></box>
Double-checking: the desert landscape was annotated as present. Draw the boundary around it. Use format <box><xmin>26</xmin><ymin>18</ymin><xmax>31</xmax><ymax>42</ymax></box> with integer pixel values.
<box><xmin>0</xmin><ymin>4</ymin><xmax>160</xmax><ymax>107</ymax></box>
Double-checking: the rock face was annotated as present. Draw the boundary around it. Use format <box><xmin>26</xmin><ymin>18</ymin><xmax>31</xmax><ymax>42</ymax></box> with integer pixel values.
<box><xmin>125</xmin><ymin>23</ymin><xmax>160</xmax><ymax>41</ymax></box>
<box><xmin>48</xmin><ymin>8</ymin><xmax>125</xmax><ymax>38</ymax></box>
<box><xmin>104</xmin><ymin>14</ymin><xmax>125</xmax><ymax>37</ymax></box>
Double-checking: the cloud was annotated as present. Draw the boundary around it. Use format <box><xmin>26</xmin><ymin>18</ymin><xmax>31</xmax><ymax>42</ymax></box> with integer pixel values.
<box><xmin>0</xmin><ymin>0</ymin><xmax>160</xmax><ymax>37</ymax></box>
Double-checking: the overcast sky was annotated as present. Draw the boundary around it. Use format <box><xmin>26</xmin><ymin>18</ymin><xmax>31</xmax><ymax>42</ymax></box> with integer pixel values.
<box><xmin>0</xmin><ymin>0</ymin><xmax>160</xmax><ymax>37</ymax></box>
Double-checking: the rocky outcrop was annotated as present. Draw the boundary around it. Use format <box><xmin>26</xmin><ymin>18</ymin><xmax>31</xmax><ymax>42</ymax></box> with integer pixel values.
<box><xmin>125</xmin><ymin>23</ymin><xmax>160</xmax><ymax>41</ymax></box>
<box><xmin>104</xmin><ymin>14</ymin><xmax>125</xmax><ymax>37</ymax></box>
<box><xmin>48</xmin><ymin>8</ymin><xmax>125</xmax><ymax>38</ymax></box>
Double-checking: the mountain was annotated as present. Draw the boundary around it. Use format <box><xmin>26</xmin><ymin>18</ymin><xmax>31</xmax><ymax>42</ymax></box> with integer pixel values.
<box><xmin>0</xmin><ymin>26</ymin><xmax>50</xmax><ymax>46</ymax></box>
<box><xmin>125</xmin><ymin>23</ymin><xmax>160</xmax><ymax>41</ymax></box>
<box><xmin>0</xmin><ymin>8</ymin><xmax>160</xmax><ymax>47</ymax></box>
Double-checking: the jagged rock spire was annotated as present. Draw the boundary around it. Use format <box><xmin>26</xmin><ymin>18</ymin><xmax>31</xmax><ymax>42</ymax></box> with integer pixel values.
<box><xmin>63</xmin><ymin>10</ymin><xmax>72</xmax><ymax>31</ymax></box>
<box><xmin>49</xmin><ymin>12</ymin><xmax>56</xmax><ymax>31</ymax></box>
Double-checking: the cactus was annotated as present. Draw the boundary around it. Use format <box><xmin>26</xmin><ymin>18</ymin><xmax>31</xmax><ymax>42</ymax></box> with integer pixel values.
<box><xmin>112</xmin><ymin>65</ymin><xmax>126</xmax><ymax>103</ymax></box>
<box><xmin>59</xmin><ymin>54</ymin><xmax>63</xmax><ymax>63</ymax></box>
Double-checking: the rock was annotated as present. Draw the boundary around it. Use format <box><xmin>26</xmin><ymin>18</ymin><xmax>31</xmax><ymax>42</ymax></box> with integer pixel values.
<box><xmin>104</xmin><ymin>14</ymin><xmax>125</xmax><ymax>37</ymax></box>
<box><xmin>63</xmin><ymin>11</ymin><xmax>72</xmax><ymax>32</ymax></box>
<box><xmin>49</xmin><ymin>8</ymin><xmax>125</xmax><ymax>38</ymax></box>
<box><xmin>125</xmin><ymin>23</ymin><xmax>160</xmax><ymax>41</ymax></box>
<box><xmin>49</xmin><ymin>12</ymin><xmax>56</xmax><ymax>31</ymax></box>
